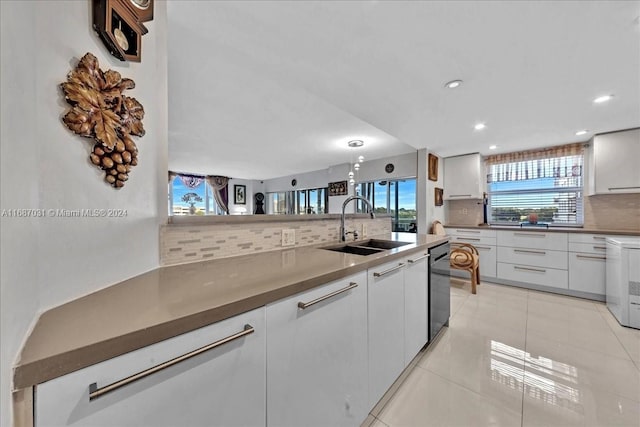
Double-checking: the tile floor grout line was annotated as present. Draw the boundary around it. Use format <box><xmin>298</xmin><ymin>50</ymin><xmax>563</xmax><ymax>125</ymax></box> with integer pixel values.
<box><xmin>371</xmin><ymin>414</ymin><xmax>389</xmax><ymax>427</ymax></box>
<box><xmin>521</xmin><ymin>289</ymin><xmax>530</xmax><ymax>427</ymax></box>
<box><xmin>595</xmin><ymin>305</ymin><xmax>640</xmax><ymax>371</ymax></box>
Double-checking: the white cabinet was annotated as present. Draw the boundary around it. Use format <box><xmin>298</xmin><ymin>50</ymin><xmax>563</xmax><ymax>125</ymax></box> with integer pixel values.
<box><xmin>568</xmin><ymin>252</ymin><xmax>606</xmax><ymax>295</ymax></box>
<box><xmin>443</xmin><ymin>153</ymin><xmax>484</xmax><ymax>200</ymax></box>
<box><xmin>568</xmin><ymin>233</ymin><xmax>608</xmax><ymax>297</ymax></box>
<box><xmin>587</xmin><ymin>128</ymin><xmax>640</xmax><ymax>195</ymax></box>
<box><xmin>403</xmin><ymin>251</ymin><xmax>429</xmax><ymax>366</ymax></box>
<box><xmin>496</xmin><ymin>230</ymin><xmax>569</xmax><ymax>290</ymax></box>
<box><xmin>368</xmin><ymin>259</ymin><xmax>406</xmax><ymax>408</ymax></box>
<box><xmin>497</xmin><ymin>230</ymin><xmax>568</xmax><ymax>251</ymax></box>
<box><xmin>36</xmin><ymin>307</ymin><xmax>266</xmax><ymax>427</ymax></box>
<box><xmin>267</xmin><ymin>272</ymin><xmax>370</xmax><ymax>427</ymax></box>
<box><xmin>445</xmin><ymin>227</ymin><xmax>497</xmax><ymax>278</ymax></box>
<box><xmin>266</xmin><ymin>272</ymin><xmax>368</xmax><ymax>427</ymax></box>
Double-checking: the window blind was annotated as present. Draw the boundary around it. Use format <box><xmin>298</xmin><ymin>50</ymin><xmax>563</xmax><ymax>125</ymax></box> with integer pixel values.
<box><xmin>487</xmin><ymin>152</ymin><xmax>584</xmax><ymax>225</ymax></box>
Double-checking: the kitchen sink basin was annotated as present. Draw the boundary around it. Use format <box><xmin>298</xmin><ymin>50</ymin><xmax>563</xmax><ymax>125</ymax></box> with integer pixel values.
<box><xmin>357</xmin><ymin>239</ymin><xmax>411</xmax><ymax>250</ymax></box>
<box><xmin>322</xmin><ymin>239</ymin><xmax>411</xmax><ymax>256</ymax></box>
<box><xmin>323</xmin><ymin>245</ymin><xmax>385</xmax><ymax>256</ymax></box>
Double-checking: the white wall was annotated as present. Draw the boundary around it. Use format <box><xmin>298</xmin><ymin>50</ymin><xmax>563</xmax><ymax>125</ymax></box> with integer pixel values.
<box><xmin>228</xmin><ymin>178</ymin><xmax>254</xmax><ymax>215</ymax></box>
<box><xmin>354</xmin><ymin>152</ymin><xmax>417</xmax><ymax>182</ymax></box>
<box><xmin>0</xmin><ymin>1</ymin><xmax>168</xmax><ymax>425</ymax></box>
<box><xmin>428</xmin><ymin>152</ymin><xmax>446</xmax><ymax>226</ymax></box>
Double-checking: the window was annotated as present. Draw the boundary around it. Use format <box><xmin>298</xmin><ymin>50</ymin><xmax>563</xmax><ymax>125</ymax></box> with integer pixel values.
<box><xmin>266</xmin><ymin>188</ymin><xmax>328</xmax><ymax>215</ymax></box>
<box><xmin>486</xmin><ymin>145</ymin><xmax>584</xmax><ymax>225</ymax></box>
<box><xmin>169</xmin><ymin>175</ymin><xmax>223</xmax><ymax>216</ymax></box>
<box><xmin>356</xmin><ymin>178</ymin><xmax>416</xmax><ymax>231</ymax></box>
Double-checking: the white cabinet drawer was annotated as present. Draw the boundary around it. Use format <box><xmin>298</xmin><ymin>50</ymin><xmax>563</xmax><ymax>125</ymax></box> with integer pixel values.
<box><xmin>475</xmin><ymin>245</ymin><xmax>497</xmax><ymax>278</ymax></box>
<box><xmin>449</xmin><ymin>235</ymin><xmax>496</xmax><ymax>246</ymax></box>
<box><xmin>497</xmin><ymin>230</ymin><xmax>568</xmax><ymax>251</ymax></box>
<box><xmin>498</xmin><ymin>262</ymin><xmax>568</xmax><ymax>289</ymax></box>
<box><xmin>498</xmin><ymin>247</ymin><xmax>567</xmax><ymax>270</ymax></box>
<box><xmin>36</xmin><ymin>307</ymin><xmax>266</xmax><ymax>427</ymax></box>
<box><xmin>568</xmin><ymin>233</ymin><xmax>610</xmax><ymax>244</ymax></box>
<box><xmin>568</xmin><ymin>252</ymin><xmax>606</xmax><ymax>295</ymax></box>
<box><xmin>445</xmin><ymin>227</ymin><xmax>497</xmax><ymax>238</ymax></box>
<box><xmin>568</xmin><ymin>242</ymin><xmax>607</xmax><ymax>255</ymax></box>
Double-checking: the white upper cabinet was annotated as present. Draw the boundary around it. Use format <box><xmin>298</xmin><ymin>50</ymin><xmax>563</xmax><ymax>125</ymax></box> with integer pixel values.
<box><xmin>587</xmin><ymin>128</ymin><xmax>640</xmax><ymax>195</ymax></box>
<box><xmin>444</xmin><ymin>153</ymin><xmax>484</xmax><ymax>200</ymax></box>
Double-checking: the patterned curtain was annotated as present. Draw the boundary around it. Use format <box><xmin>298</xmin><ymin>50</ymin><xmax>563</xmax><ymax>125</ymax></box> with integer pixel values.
<box><xmin>485</xmin><ymin>143</ymin><xmax>584</xmax><ymax>165</ymax></box>
<box><xmin>485</xmin><ymin>143</ymin><xmax>585</xmax><ymax>183</ymax></box>
<box><xmin>179</xmin><ymin>174</ymin><xmax>204</xmax><ymax>189</ymax></box>
<box><xmin>206</xmin><ymin>176</ymin><xmax>230</xmax><ymax>214</ymax></box>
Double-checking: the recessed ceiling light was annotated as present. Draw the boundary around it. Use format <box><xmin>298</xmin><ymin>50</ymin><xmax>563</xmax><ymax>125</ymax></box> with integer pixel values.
<box><xmin>474</xmin><ymin>123</ymin><xmax>486</xmax><ymax>130</ymax></box>
<box><xmin>444</xmin><ymin>80</ymin><xmax>463</xmax><ymax>89</ymax></box>
<box><xmin>575</xmin><ymin>130</ymin><xmax>589</xmax><ymax>136</ymax></box>
<box><xmin>347</xmin><ymin>140</ymin><xmax>364</xmax><ymax>148</ymax></box>
<box><xmin>593</xmin><ymin>95</ymin><xmax>614</xmax><ymax>103</ymax></box>
<box><xmin>489</xmin><ymin>145</ymin><xmax>497</xmax><ymax>150</ymax></box>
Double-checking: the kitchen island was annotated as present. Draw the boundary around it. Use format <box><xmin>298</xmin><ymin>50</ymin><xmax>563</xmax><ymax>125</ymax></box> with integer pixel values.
<box><xmin>14</xmin><ymin>232</ymin><xmax>448</xmax><ymax>427</ymax></box>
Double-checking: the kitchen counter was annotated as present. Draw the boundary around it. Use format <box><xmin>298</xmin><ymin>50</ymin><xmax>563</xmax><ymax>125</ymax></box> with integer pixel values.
<box><xmin>13</xmin><ymin>232</ymin><xmax>448</xmax><ymax>391</ymax></box>
<box><xmin>445</xmin><ymin>224</ymin><xmax>640</xmax><ymax>235</ymax></box>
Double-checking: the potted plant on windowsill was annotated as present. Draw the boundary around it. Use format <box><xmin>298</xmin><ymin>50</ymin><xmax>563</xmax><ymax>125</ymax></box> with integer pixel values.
<box><xmin>182</xmin><ymin>192</ymin><xmax>203</xmax><ymax>215</ymax></box>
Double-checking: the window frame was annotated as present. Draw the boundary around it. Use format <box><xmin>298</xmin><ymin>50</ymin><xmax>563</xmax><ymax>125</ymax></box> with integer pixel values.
<box><xmin>486</xmin><ymin>153</ymin><xmax>585</xmax><ymax>227</ymax></box>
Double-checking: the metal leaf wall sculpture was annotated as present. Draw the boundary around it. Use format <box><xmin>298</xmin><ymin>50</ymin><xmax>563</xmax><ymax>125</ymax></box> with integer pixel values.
<box><xmin>61</xmin><ymin>53</ymin><xmax>145</xmax><ymax>188</ymax></box>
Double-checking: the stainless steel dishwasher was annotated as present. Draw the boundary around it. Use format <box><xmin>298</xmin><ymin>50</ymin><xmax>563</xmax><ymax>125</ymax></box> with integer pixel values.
<box><xmin>429</xmin><ymin>242</ymin><xmax>451</xmax><ymax>341</ymax></box>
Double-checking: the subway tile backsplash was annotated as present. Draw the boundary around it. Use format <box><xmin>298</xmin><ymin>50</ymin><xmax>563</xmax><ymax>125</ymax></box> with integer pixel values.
<box><xmin>161</xmin><ymin>217</ymin><xmax>392</xmax><ymax>266</ymax></box>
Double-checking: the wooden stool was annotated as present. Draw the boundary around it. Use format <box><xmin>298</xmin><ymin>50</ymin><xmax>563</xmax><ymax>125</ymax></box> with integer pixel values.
<box><xmin>431</xmin><ymin>220</ymin><xmax>481</xmax><ymax>294</ymax></box>
<box><xmin>450</xmin><ymin>243</ymin><xmax>480</xmax><ymax>294</ymax></box>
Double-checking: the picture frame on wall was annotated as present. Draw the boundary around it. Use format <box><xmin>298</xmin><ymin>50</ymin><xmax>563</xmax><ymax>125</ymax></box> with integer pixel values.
<box><xmin>328</xmin><ymin>180</ymin><xmax>348</xmax><ymax>196</ymax></box>
<box><xmin>435</xmin><ymin>187</ymin><xmax>444</xmax><ymax>206</ymax></box>
<box><xmin>428</xmin><ymin>153</ymin><xmax>439</xmax><ymax>181</ymax></box>
<box><xmin>234</xmin><ymin>185</ymin><xmax>246</xmax><ymax>205</ymax></box>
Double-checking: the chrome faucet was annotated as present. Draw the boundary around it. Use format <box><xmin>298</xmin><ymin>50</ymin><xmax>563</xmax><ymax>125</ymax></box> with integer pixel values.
<box><xmin>340</xmin><ymin>196</ymin><xmax>375</xmax><ymax>242</ymax></box>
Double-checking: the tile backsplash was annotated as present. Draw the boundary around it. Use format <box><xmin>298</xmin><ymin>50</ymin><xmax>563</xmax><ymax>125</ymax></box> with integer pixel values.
<box><xmin>161</xmin><ymin>217</ymin><xmax>392</xmax><ymax>266</ymax></box>
<box><xmin>445</xmin><ymin>199</ymin><xmax>485</xmax><ymax>227</ymax></box>
<box><xmin>583</xmin><ymin>193</ymin><xmax>640</xmax><ymax>231</ymax></box>
<box><xmin>445</xmin><ymin>194</ymin><xmax>640</xmax><ymax>231</ymax></box>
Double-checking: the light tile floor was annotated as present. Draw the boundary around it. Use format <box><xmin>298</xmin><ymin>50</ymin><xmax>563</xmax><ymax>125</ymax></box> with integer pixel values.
<box><xmin>367</xmin><ymin>279</ymin><xmax>640</xmax><ymax>427</ymax></box>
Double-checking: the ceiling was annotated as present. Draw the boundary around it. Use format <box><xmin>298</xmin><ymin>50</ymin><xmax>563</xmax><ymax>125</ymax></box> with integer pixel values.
<box><xmin>167</xmin><ymin>1</ymin><xmax>640</xmax><ymax>180</ymax></box>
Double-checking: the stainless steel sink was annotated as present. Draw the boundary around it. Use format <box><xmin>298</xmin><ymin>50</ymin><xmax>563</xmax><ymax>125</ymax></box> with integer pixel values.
<box><xmin>323</xmin><ymin>245</ymin><xmax>385</xmax><ymax>256</ymax></box>
<box><xmin>356</xmin><ymin>239</ymin><xmax>411</xmax><ymax>250</ymax></box>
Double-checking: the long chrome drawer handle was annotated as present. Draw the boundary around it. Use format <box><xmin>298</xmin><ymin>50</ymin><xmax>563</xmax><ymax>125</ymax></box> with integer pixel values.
<box><xmin>514</xmin><ymin>249</ymin><xmax>546</xmax><ymax>255</ymax></box>
<box><xmin>456</xmin><ymin>230</ymin><xmax>481</xmax><ymax>234</ymax></box>
<box><xmin>514</xmin><ymin>233</ymin><xmax>545</xmax><ymax>238</ymax></box>
<box><xmin>514</xmin><ymin>266</ymin><xmax>546</xmax><ymax>273</ymax></box>
<box><xmin>474</xmin><ymin>246</ymin><xmax>492</xmax><ymax>250</ymax></box>
<box><xmin>458</xmin><ymin>237</ymin><xmax>481</xmax><ymax>242</ymax></box>
<box><xmin>297</xmin><ymin>282</ymin><xmax>358</xmax><ymax>309</ymax></box>
<box><xmin>593</xmin><ymin>245</ymin><xmax>606</xmax><ymax>250</ymax></box>
<box><xmin>373</xmin><ymin>263</ymin><xmax>405</xmax><ymax>277</ymax></box>
<box><xmin>408</xmin><ymin>254</ymin><xmax>430</xmax><ymax>263</ymax></box>
<box><xmin>576</xmin><ymin>254</ymin><xmax>606</xmax><ymax>260</ymax></box>
<box><xmin>608</xmin><ymin>186</ymin><xmax>640</xmax><ymax>191</ymax></box>
<box><xmin>89</xmin><ymin>324</ymin><xmax>255</xmax><ymax>401</ymax></box>
<box><xmin>592</xmin><ymin>236</ymin><xmax>606</xmax><ymax>241</ymax></box>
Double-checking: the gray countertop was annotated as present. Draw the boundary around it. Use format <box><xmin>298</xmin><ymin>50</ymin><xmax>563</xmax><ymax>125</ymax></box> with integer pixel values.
<box><xmin>14</xmin><ymin>232</ymin><xmax>448</xmax><ymax>390</ymax></box>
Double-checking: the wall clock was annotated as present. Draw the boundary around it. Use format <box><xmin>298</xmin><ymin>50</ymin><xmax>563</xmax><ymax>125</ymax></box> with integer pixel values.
<box><xmin>385</xmin><ymin>163</ymin><xmax>395</xmax><ymax>173</ymax></box>
<box><xmin>92</xmin><ymin>0</ymin><xmax>152</xmax><ymax>62</ymax></box>
<box><xmin>123</xmin><ymin>0</ymin><xmax>154</xmax><ymax>22</ymax></box>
